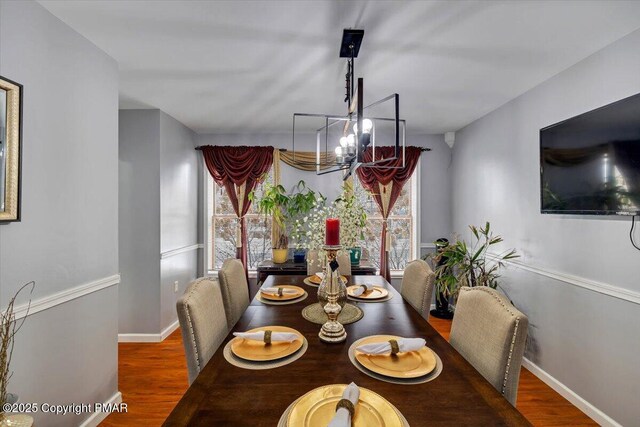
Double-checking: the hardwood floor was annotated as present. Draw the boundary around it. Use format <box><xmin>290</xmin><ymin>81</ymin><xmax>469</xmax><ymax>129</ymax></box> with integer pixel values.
<box><xmin>101</xmin><ymin>318</ymin><xmax>597</xmax><ymax>426</ymax></box>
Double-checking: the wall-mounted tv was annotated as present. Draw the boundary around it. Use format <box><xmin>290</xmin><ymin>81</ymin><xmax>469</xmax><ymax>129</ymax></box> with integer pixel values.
<box><xmin>540</xmin><ymin>93</ymin><xmax>640</xmax><ymax>215</ymax></box>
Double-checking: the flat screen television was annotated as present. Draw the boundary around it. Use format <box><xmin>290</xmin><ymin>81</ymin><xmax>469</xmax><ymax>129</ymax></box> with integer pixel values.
<box><xmin>540</xmin><ymin>93</ymin><xmax>640</xmax><ymax>215</ymax></box>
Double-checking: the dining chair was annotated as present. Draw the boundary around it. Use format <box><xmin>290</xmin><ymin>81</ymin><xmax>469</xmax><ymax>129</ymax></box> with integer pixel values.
<box><xmin>218</xmin><ymin>258</ymin><xmax>250</xmax><ymax>330</ymax></box>
<box><xmin>400</xmin><ymin>259</ymin><xmax>435</xmax><ymax>320</ymax></box>
<box><xmin>176</xmin><ymin>277</ymin><xmax>228</xmax><ymax>385</ymax></box>
<box><xmin>306</xmin><ymin>250</ymin><xmax>352</xmax><ymax>276</ymax></box>
<box><xmin>449</xmin><ymin>286</ymin><xmax>529</xmax><ymax>406</ymax></box>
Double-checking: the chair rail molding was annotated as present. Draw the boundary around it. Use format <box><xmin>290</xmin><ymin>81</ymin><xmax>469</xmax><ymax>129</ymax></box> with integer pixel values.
<box><xmin>488</xmin><ymin>253</ymin><xmax>640</xmax><ymax>306</ymax></box>
<box><xmin>160</xmin><ymin>243</ymin><xmax>204</xmax><ymax>259</ymax></box>
<box><xmin>7</xmin><ymin>274</ymin><xmax>121</xmax><ymax>320</ymax></box>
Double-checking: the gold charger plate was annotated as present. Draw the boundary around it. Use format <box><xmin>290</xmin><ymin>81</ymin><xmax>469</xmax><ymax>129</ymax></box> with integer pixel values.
<box><xmin>231</xmin><ymin>326</ymin><xmax>303</xmax><ymax>362</ymax></box>
<box><xmin>307</xmin><ymin>275</ymin><xmax>348</xmax><ymax>285</ymax></box>
<box><xmin>355</xmin><ymin>335</ymin><xmax>436</xmax><ymax>379</ymax></box>
<box><xmin>287</xmin><ymin>384</ymin><xmax>403</xmax><ymax>427</ymax></box>
<box><xmin>347</xmin><ymin>285</ymin><xmax>389</xmax><ymax>300</ymax></box>
<box><xmin>260</xmin><ymin>285</ymin><xmax>306</xmax><ymax>301</ymax></box>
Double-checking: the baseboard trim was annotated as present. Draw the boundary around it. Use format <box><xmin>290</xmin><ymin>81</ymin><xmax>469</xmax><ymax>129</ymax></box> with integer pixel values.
<box><xmin>79</xmin><ymin>391</ymin><xmax>122</xmax><ymax>427</ymax></box>
<box><xmin>118</xmin><ymin>319</ymin><xmax>180</xmax><ymax>343</ymax></box>
<box><xmin>522</xmin><ymin>358</ymin><xmax>620</xmax><ymax>427</ymax></box>
<box><xmin>488</xmin><ymin>253</ymin><xmax>640</xmax><ymax>306</ymax></box>
<box><xmin>161</xmin><ymin>244</ymin><xmax>203</xmax><ymax>259</ymax></box>
<box><xmin>9</xmin><ymin>274</ymin><xmax>120</xmax><ymax>320</ymax></box>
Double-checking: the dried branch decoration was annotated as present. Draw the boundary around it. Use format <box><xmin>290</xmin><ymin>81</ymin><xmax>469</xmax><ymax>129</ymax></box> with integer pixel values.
<box><xmin>0</xmin><ymin>282</ymin><xmax>35</xmax><ymax>420</ymax></box>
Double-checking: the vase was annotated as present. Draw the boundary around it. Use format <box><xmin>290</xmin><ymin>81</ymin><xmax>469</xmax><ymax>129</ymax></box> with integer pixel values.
<box><xmin>272</xmin><ymin>248</ymin><xmax>288</xmax><ymax>264</ymax></box>
<box><xmin>349</xmin><ymin>247</ymin><xmax>361</xmax><ymax>266</ymax></box>
<box><xmin>293</xmin><ymin>248</ymin><xmax>306</xmax><ymax>263</ymax></box>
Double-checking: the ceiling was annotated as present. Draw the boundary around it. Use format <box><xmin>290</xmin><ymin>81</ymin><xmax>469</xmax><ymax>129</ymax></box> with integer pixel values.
<box><xmin>39</xmin><ymin>0</ymin><xmax>640</xmax><ymax>134</ymax></box>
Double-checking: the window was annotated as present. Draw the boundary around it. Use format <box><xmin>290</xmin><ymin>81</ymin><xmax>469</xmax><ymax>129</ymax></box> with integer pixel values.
<box><xmin>207</xmin><ymin>170</ymin><xmax>274</xmax><ymax>272</ymax></box>
<box><xmin>355</xmin><ymin>170</ymin><xmax>419</xmax><ymax>273</ymax></box>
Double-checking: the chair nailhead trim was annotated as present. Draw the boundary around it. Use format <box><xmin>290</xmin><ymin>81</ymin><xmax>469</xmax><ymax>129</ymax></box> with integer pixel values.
<box><xmin>460</xmin><ymin>286</ymin><xmax>521</xmax><ymax>396</ymax></box>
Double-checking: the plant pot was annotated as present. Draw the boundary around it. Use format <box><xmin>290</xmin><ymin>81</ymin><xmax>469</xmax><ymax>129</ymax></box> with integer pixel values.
<box><xmin>272</xmin><ymin>248</ymin><xmax>288</xmax><ymax>264</ymax></box>
<box><xmin>293</xmin><ymin>248</ymin><xmax>307</xmax><ymax>263</ymax></box>
<box><xmin>349</xmin><ymin>247</ymin><xmax>361</xmax><ymax>266</ymax></box>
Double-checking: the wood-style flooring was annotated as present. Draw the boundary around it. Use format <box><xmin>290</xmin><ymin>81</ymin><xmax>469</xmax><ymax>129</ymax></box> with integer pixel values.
<box><xmin>101</xmin><ymin>317</ymin><xmax>597</xmax><ymax>426</ymax></box>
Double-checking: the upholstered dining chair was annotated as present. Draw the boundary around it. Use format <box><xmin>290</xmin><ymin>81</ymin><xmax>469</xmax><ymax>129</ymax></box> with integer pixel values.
<box><xmin>218</xmin><ymin>258</ymin><xmax>250</xmax><ymax>330</ymax></box>
<box><xmin>306</xmin><ymin>250</ymin><xmax>352</xmax><ymax>276</ymax></box>
<box><xmin>400</xmin><ymin>259</ymin><xmax>435</xmax><ymax>320</ymax></box>
<box><xmin>176</xmin><ymin>277</ymin><xmax>228</xmax><ymax>385</ymax></box>
<box><xmin>449</xmin><ymin>286</ymin><xmax>529</xmax><ymax>406</ymax></box>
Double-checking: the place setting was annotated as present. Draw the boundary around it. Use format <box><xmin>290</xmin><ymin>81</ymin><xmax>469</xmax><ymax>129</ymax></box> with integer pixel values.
<box><xmin>256</xmin><ymin>284</ymin><xmax>308</xmax><ymax>305</ymax></box>
<box><xmin>278</xmin><ymin>382</ymin><xmax>410</xmax><ymax>427</ymax></box>
<box><xmin>347</xmin><ymin>283</ymin><xmax>393</xmax><ymax>303</ymax></box>
<box><xmin>304</xmin><ymin>271</ymin><xmax>348</xmax><ymax>288</ymax></box>
<box><xmin>348</xmin><ymin>335</ymin><xmax>443</xmax><ymax>385</ymax></box>
<box><xmin>223</xmin><ymin>325</ymin><xmax>308</xmax><ymax>370</ymax></box>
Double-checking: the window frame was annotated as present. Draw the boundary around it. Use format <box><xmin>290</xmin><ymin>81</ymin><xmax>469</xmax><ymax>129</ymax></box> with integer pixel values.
<box><xmin>356</xmin><ymin>162</ymin><xmax>420</xmax><ymax>277</ymax></box>
<box><xmin>205</xmin><ymin>168</ymin><xmax>274</xmax><ymax>276</ymax></box>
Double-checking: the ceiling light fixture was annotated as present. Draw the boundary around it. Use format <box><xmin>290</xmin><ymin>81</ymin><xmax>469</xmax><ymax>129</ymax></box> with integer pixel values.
<box><xmin>291</xmin><ymin>29</ymin><xmax>406</xmax><ymax>180</ymax></box>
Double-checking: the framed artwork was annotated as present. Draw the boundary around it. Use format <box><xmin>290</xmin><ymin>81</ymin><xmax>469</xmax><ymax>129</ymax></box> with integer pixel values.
<box><xmin>0</xmin><ymin>75</ymin><xmax>22</xmax><ymax>222</ymax></box>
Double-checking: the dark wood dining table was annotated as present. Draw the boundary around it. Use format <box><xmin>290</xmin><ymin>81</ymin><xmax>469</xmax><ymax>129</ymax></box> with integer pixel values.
<box><xmin>164</xmin><ymin>275</ymin><xmax>531</xmax><ymax>426</ymax></box>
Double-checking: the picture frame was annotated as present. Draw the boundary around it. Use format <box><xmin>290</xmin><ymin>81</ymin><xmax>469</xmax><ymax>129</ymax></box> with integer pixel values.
<box><xmin>0</xmin><ymin>75</ymin><xmax>23</xmax><ymax>222</ymax></box>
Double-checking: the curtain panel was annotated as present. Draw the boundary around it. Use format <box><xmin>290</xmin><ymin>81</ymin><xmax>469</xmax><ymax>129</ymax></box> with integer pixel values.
<box><xmin>199</xmin><ymin>145</ymin><xmax>274</xmax><ymax>275</ymax></box>
<box><xmin>356</xmin><ymin>146</ymin><xmax>422</xmax><ymax>282</ymax></box>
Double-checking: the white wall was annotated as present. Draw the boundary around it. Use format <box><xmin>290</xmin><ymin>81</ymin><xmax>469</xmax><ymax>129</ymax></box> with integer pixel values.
<box><xmin>451</xmin><ymin>28</ymin><xmax>640</xmax><ymax>426</ymax></box>
<box><xmin>119</xmin><ymin>109</ymin><xmax>199</xmax><ymax>336</ymax></box>
<box><xmin>0</xmin><ymin>1</ymin><xmax>119</xmax><ymax>425</ymax></box>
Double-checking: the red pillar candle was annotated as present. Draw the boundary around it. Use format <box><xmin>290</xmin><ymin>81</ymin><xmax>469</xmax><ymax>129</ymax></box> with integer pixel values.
<box><xmin>325</xmin><ymin>218</ymin><xmax>340</xmax><ymax>246</ymax></box>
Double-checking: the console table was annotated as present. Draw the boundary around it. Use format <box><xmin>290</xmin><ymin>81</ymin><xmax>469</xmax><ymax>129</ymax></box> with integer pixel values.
<box><xmin>256</xmin><ymin>260</ymin><xmax>377</xmax><ymax>284</ymax></box>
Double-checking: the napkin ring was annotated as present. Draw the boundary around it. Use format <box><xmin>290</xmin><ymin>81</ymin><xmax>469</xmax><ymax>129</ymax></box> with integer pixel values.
<box><xmin>336</xmin><ymin>399</ymin><xmax>355</xmax><ymax>417</ymax></box>
<box><xmin>263</xmin><ymin>330</ymin><xmax>272</xmax><ymax>345</ymax></box>
<box><xmin>277</xmin><ymin>288</ymin><xmax>284</xmax><ymax>297</ymax></box>
<box><xmin>359</xmin><ymin>285</ymin><xmax>368</xmax><ymax>293</ymax></box>
<box><xmin>388</xmin><ymin>339</ymin><xmax>400</xmax><ymax>355</ymax></box>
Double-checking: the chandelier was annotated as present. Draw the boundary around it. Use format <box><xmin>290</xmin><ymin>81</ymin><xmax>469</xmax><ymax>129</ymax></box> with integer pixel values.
<box><xmin>291</xmin><ymin>29</ymin><xmax>406</xmax><ymax>180</ymax></box>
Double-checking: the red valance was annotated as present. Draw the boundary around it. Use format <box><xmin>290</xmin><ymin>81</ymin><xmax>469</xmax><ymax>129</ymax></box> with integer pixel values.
<box><xmin>356</xmin><ymin>146</ymin><xmax>422</xmax><ymax>282</ymax></box>
<box><xmin>199</xmin><ymin>145</ymin><xmax>274</xmax><ymax>275</ymax></box>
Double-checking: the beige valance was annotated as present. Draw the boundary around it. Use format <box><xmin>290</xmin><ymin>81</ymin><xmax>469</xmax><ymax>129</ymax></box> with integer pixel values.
<box><xmin>278</xmin><ymin>150</ymin><xmax>336</xmax><ymax>171</ymax></box>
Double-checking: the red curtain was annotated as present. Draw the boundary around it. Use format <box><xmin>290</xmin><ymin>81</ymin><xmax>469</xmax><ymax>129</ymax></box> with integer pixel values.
<box><xmin>356</xmin><ymin>146</ymin><xmax>422</xmax><ymax>282</ymax></box>
<box><xmin>200</xmin><ymin>146</ymin><xmax>274</xmax><ymax>275</ymax></box>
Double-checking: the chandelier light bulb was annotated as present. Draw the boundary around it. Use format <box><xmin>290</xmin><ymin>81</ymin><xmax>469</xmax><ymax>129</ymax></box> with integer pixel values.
<box><xmin>362</xmin><ymin>118</ymin><xmax>373</xmax><ymax>133</ymax></box>
<box><xmin>335</xmin><ymin>146</ymin><xmax>343</xmax><ymax>156</ymax></box>
<box><xmin>339</xmin><ymin>136</ymin><xmax>348</xmax><ymax>148</ymax></box>
<box><xmin>346</xmin><ymin>134</ymin><xmax>355</xmax><ymax>146</ymax></box>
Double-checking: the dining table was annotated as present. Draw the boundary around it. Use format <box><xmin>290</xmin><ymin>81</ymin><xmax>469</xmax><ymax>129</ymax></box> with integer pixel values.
<box><xmin>164</xmin><ymin>274</ymin><xmax>531</xmax><ymax>426</ymax></box>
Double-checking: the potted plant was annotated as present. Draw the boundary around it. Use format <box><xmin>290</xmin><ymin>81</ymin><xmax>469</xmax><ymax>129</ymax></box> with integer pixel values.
<box><xmin>334</xmin><ymin>182</ymin><xmax>368</xmax><ymax>266</ymax></box>
<box><xmin>251</xmin><ymin>180</ymin><xmax>318</xmax><ymax>264</ymax></box>
<box><xmin>432</xmin><ymin>222</ymin><xmax>519</xmax><ymax>302</ymax></box>
<box><xmin>285</xmin><ymin>181</ymin><xmax>318</xmax><ymax>262</ymax></box>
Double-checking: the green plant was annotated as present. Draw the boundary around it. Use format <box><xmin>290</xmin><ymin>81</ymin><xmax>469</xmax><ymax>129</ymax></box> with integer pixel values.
<box><xmin>432</xmin><ymin>222</ymin><xmax>519</xmax><ymax>300</ymax></box>
<box><xmin>250</xmin><ymin>179</ymin><xmax>318</xmax><ymax>249</ymax></box>
<box><xmin>334</xmin><ymin>181</ymin><xmax>368</xmax><ymax>249</ymax></box>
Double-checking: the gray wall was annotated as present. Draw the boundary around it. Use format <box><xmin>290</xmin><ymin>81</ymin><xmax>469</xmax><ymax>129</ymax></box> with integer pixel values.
<box><xmin>159</xmin><ymin>112</ymin><xmax>199</xmax><ymax>331</ymax></box>
<box><xmin>451</xmin><ymin>28</ymin><xmax>640</xmax><ymax>426</ymax></box>
<box><xmin>119</xmin><ymin>109</ymin><xmax>198</xmax><ymax>335</ymax></box>
<box><xmin>0</xmin><ymin>1</ymin><xmax>119</xmax><ymax>425</ymax></box>
<box><xmin>119</xmin><ymin>110</ymin><xmax>161</xmax><ymax>334</ymax></box>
